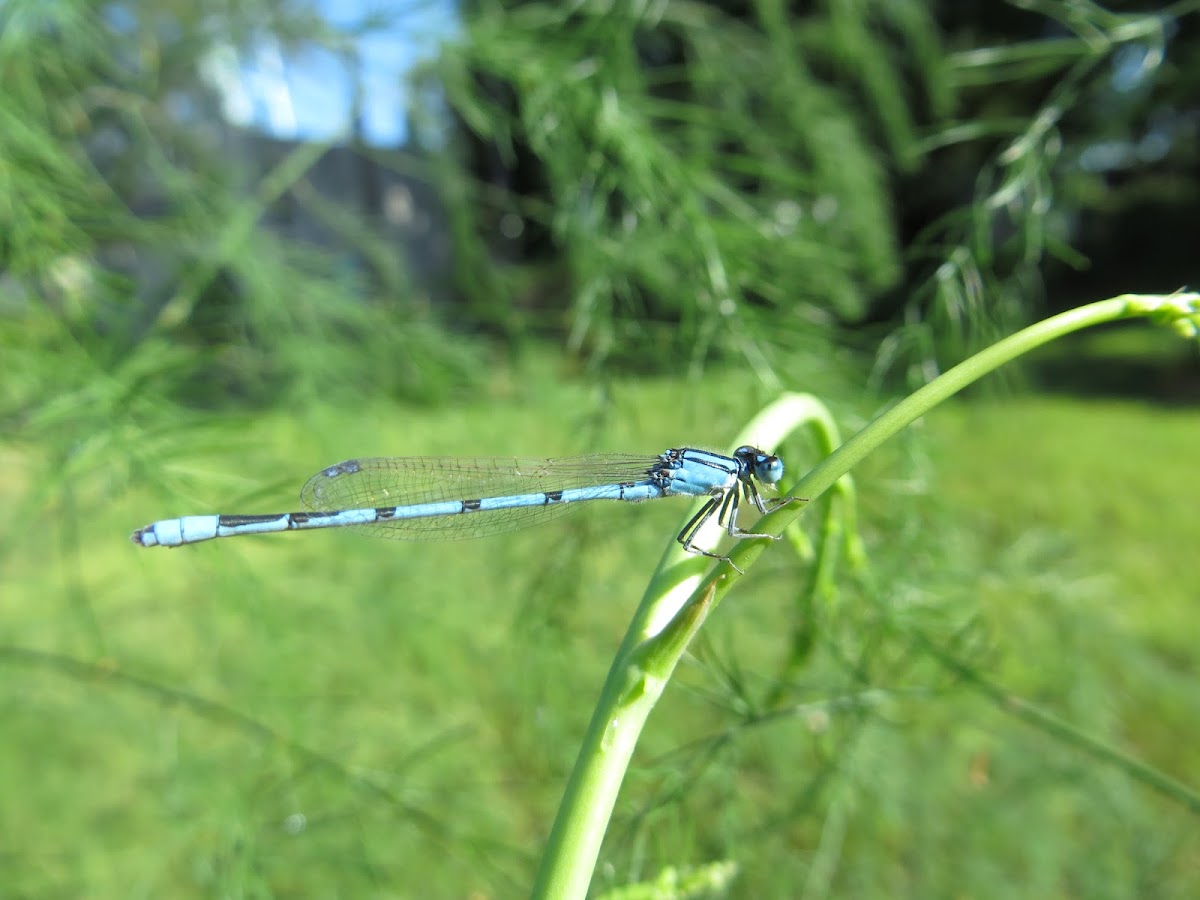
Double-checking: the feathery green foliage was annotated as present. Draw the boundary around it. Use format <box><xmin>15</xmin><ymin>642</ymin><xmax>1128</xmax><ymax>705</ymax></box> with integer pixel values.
<box><xmin>0</xmin><ymin>0</ymin><xmax>479</xmax><ymax>423</ymax></box>
<box><xmin>433</xmin><ymin>0</ymin><xmax>943</xmax><ymax>375</ymax></box>
<box><xmin>1</xmin><ymin>0</ymin><xmax>1197</xmax><ymax>898</ymax></box>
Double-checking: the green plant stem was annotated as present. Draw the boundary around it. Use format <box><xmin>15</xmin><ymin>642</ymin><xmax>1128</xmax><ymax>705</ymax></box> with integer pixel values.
<box><xmin>790</xmin><ymin>295</ymin><xmax>1181</xmax><ymax>505</ymax></box>
<box><xmin>530</xmin><ymin>293</ymin><xmax>1200</xmax><ymax>900</ymax></box>
<box><xmin>530</xmin><ymin>393</ymin><xmax>832</xmax><ymax>900</ymax></box>
<box><xmin>529</xmin><ymin>583</ymin><xmax>719</xmax><ymax>900</ymax></box>
<box><xmin>914</xmin><ymin>631</ymin><xmax>1200</xmax><ymax>814</ymax></box>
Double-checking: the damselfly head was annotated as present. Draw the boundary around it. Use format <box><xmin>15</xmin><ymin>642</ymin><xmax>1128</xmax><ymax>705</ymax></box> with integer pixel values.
<box><xmin>735</xmin><ymin>445</ymin><xmax>784</xmax><ymax>485</ymax></box>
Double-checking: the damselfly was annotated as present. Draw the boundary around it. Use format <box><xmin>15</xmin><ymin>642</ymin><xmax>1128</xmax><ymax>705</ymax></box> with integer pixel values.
<box><xmin>132</xmin><ymin>446</ymin><xmax>800</xmax><ymax>565</ymax></box>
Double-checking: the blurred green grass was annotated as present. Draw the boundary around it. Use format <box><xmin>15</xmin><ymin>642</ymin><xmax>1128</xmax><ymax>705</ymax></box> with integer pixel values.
<box><xmin>2</xmin><ymin>370</ymin><xmax>1197</xmax><ymax>898</ymax></box>
<box><xmin>929</xmin><ymin>396</ymin><xmax>1200</xmax><ymax>802</ymax></box>
<box><xmin>932</xmin><ymin>395</ymin><xmax>1196</xmax><ymax>653</ymax></box>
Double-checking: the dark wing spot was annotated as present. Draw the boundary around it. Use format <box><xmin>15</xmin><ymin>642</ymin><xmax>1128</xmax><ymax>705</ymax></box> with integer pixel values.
<box><xmin>321</xmin><ymin>460</ymin><xmax>362</xmax><ymax>479</ymax></box>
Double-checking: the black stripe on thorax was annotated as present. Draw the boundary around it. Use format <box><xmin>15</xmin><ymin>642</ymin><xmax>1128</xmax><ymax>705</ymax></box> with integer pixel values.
<box><xmin>689</xmin><ymin>453</ymin><xmax>737</xmax><ymax>474</ymax></box>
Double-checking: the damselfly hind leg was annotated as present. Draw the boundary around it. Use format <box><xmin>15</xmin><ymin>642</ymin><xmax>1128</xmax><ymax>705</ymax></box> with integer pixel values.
<box><xmin>675</xmin><ymin>495</ymin><xmax>721</xmax><ymax>553</ymax></box>
<box><xmin>673</xmin><ymin>489</ymin><xmax>758</xmax><ymax>574</ymax></box>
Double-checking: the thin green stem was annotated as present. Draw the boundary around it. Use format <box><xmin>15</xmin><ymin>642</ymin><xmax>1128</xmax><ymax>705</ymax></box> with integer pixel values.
<box><xmin>771</xmin><ymin>293</ymin><xmax>1198</xmax><ymax>519</ymax></box>
<box><xmin>530</xmin><ymin>292</ymin><xmax>1200</xmax><ymax>900</ymax></box>
<box><xmin>915</xmin><ymin>630</ymin><xmax>1200</xmax><ymax>814</ymax></box>
<box><xmin>530</xmin><ymin>395</ymin><xmax>831</xmax><ymax>900</ymax></box>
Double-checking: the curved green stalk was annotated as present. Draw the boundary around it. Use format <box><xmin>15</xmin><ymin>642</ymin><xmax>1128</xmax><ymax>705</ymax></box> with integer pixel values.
<box><xmin>530</xmin><ymin>292</ymin><xmax>1200</xmax><ymax>900</ymax></box>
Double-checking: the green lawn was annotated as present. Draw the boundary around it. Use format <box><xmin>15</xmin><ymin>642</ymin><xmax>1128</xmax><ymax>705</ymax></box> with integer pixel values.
<box><xmin>2</xmin><ymin>374</ymin><xmax>1196</xmax><ymax>898</ymax></box>
<box><xmin>929</xmin><ymin>396</ymin><xmax>1199</xmax><ymax>810</ymax></box>
<box><xmin>932</xmin><ymin>395</ymin><xmax>1197</xmax><ymax>653</ymax></box>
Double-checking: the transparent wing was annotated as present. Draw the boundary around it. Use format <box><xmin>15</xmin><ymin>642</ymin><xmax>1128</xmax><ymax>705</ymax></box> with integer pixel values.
<box><xmin>299</xmin><ymin>454</ymin><xmax>663</xmax><ymax>541</ymax></box>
